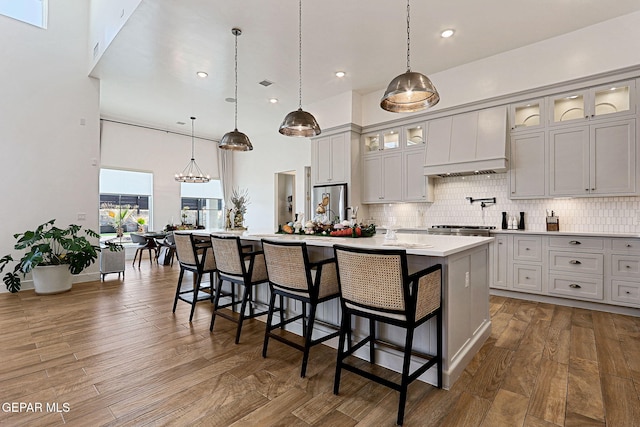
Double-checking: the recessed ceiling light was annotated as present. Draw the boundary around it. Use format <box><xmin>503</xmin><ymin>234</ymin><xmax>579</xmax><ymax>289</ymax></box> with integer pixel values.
<box><xmin>269</xmin><ymin>98</ymin><xmax>278</xmax><ymax>104</ymax></box>
<box><xmin>610</xmin><ymin>87</ymin><xmax>617</xmax><ymax>91</ymax></box>
<box><xmin>176</xmin><ymin>121</ymin><xmax>186</xmax><ymax>125</ymax></box>
<box><xmin>335</xmin><ymin>71</ymin><xmax>346</xmax><ymax>78</ymax></box>
<box><xmin>196</xmin><ymin>71</ymin><xmax>208</xmax><ymax>78</ymax></box>
<box><xmin>440</xmin><ymin>29</ymin><xmax>455</xmax><ymax>38</ymax></box>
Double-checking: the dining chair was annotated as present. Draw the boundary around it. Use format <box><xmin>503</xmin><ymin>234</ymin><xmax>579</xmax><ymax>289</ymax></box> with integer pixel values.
<box><xmin>131</xmin><ymin>232</ymin><xmax>157</xmax><ymax>267</ymax></box>
<box><xmin>332</xmin><ymin>244</ymin><xmax>443</xmax><ymax>426</ymax></box>
<box><xmin>209</xmin><ymin>235</ymin><xmax>269</xmax><ymax>344</ymax></box>
<box><xmin>155</xmin><ymin>232</ymin><xmax>176</xmax><ymax>266</ymax></box>
<box><xmin>172</xmin><ymin>233</ymin><xmax>223</xmax><ymax>322</ymax></box>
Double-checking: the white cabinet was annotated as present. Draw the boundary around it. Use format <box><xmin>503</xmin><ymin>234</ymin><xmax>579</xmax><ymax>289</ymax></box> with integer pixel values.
<box><xmin>549</xmin><ymin>119</ymin><xmax>636</xmax><ymax>196</ymax></box>
<box><xmin>509</xmin><ymin>131</ymin><xmax>546</xmax><ymax>198</ymax></box>
<box><xmin>490</xmin><ymin>235</ymin><xmax>508</xmax><ymax>289</ymax></box>
<box><xmin>362</xmin><ymin>153</ymin><xmax>402</xmax><ymax>203</ymax></box>
<box><xmin>402</xmin><ymin>149</ymin><xmax>433</xmax><ymax>202</ymax></box>
<box><xmin>510</xmin><ymin>99</ymin><xmax>545</xmax><ymax>131</ymax></box>
<box><xmin>362</xmin><ymin>122</ymin><xmax>433</xmax><ymax>204</ymax></box>
<box><xmin>608</xmin><ymin>237</ymin><xmax>640</xmax><ymax>307</ymax></box>
<box><xmin>548</xmin><ymin>80</ymin><xmax>636</xmax><ymax>126</ymax></box>
<box><xmin>312</xmin><ymin>132</ymin><xmax>348</xmax><ymax>185</ymax></box>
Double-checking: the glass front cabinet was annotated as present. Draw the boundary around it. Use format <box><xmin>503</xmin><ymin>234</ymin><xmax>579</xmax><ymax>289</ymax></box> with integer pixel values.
<box><xmin>510</xmin><ymin>99</ymin><xmax>545</xmax><ymax>131</ymax></box>
<box><xmin>548</xmin><ymin>80</ymin><xmax>635</xmax><ymax>126</ymax></box>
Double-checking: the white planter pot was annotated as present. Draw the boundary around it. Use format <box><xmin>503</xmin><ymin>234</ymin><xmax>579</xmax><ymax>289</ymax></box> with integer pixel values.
<box><xmin>31</xmin><ymin>265</ymin><xmax>73</xmax><ymax>294</ymax></box>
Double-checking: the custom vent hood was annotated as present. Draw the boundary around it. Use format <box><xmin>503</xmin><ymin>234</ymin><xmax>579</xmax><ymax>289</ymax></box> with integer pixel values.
<box><xmin>424</xmin><ymin>106</ymin><xmax>508</xmax><ymax>177</ymax></box>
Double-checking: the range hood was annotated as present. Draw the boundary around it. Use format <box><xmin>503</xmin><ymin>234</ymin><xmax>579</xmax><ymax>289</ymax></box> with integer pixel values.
<box><xmin>424</xmin><ymin>106</ymin><xmax>508</xmax><ymax>177</ymax></box>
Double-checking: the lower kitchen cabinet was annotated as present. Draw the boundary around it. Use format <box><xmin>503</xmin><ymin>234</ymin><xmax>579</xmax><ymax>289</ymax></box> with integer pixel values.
<box><xmin>490</xmin><ymin>232</ymin><xmax>640</xmax><ymax>310</ymax></box>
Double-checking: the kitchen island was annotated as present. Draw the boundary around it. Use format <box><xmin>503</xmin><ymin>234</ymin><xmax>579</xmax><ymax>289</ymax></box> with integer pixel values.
<box><xmin>199</xmin><ymin>230</ymin><xmax>493</xmax><ymax>389</ymax></box>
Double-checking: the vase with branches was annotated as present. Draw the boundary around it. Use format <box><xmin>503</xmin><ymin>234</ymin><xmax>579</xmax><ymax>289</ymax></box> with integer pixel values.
<box><xmin>230</xmin><ymin>188</ymin><xmax>250</xmax><ymax>229</ymax></box>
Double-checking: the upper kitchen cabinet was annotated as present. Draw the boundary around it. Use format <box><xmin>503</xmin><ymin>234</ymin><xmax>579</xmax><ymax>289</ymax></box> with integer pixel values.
<box><xmin>510</xmin><ymin>99</ymin><xmax>545</xmax><ymax>132</ymax></box>
<box><xmin>403</xmin><ymin>148</ymin><xmax>434</xmax><ymax>202</ymax></box>
<box><xmin>548</xmin><ymin>80</ymin><xmax>636</xmax><ymax>126</ymax></box>
<box><xmin>424</xmin><ymin>106</ymin><xmax>508</xmax><ymax>176</ymax></box>
<box><xmin>313</xmin><ymin>132</ymin><xmax>349</xmax><ymax>185</ymax></box>
<box><xmin>404</xmin><ymin>123</ymin><xmax>427</xmax><ymax>149</ymax></box>
<box><xmin>362</xmin><ymin>152</ymin><xmax>402</xmax><ymax>203</ymax></box>
<box><xmin>549</xmin><ymin>119</ymin><xmax>637</xmax><ymax>197</ymax></box>
<box><xmin>362</xmin><ymin>128</ymin><xmax>404</xmax><ymax>156</ymax></box>
<box><xmin>509</xmin><ymin>131</ymin><xmax>546</xmax><ymax>199</ymax></box>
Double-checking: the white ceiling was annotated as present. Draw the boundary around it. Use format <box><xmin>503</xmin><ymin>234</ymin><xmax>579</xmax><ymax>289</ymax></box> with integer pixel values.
<box><xmin>91</xmin><ymin>0</ymin><xmax>640</xmax><ymax>141</ymax></box>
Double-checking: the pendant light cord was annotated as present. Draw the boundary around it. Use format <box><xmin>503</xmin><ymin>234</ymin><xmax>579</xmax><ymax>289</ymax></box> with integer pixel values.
<box><xmin>190</xmin><ymin>117</ymin><xmax>195</xmax><ymax>160</ymax></box>
<box><xmin>406</xmin><ymin>0</ymin><xmax>411</xmax><ymax>72</ymax></box>
<box><xmin>234</xmin><ymin>31</ymin><xmax>239</xmax><ymax>130</ymax></box>
<box><xmin>298</xmin><ymin>0</ymin><xmax>303</xmax><ymax>109</ymax></box>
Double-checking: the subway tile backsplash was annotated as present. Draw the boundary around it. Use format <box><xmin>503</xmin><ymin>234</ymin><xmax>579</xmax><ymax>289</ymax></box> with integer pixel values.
<box><xmin>367</xmin><ymin>173</ymin><xmax>640</xmax><ymax>233</ymax></box>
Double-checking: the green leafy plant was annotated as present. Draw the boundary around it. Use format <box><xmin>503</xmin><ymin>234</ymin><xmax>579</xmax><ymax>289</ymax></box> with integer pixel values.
<box><xmin>0</xmin><ymin>219</ymin><xmax>123</xmax><ymax>293</ymax></box>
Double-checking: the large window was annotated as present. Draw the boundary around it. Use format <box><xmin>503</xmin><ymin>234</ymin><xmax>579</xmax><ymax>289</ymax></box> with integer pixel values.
<box><xmin>180</xmin><ymin>198</ymin><xmax>223</xmax><ymax>229</ymax></box>
<box><xmin>99</xmin><ymin>169</ymin><xmax>153</xmax><ymax>238</ymax></box>
<box><xmin>0</xmin><ymin>0</ymin><xmax>48</xmax><ymax>28</ymax></box>
<box><xmin>180</xmin><ymin>180</ymin><xmax>224</xmax><ymax>229</ymax></box>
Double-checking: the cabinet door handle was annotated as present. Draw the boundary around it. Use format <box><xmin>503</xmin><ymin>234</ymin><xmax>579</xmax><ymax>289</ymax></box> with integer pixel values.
<box><xmin>569</xmin><ymin>240</ymin><xmax>581</xmax><ymax>245</ymax></box>
<box><xmin>525</xmin><ymin>276</ymin><xmax>530</xmax><ymax>280</ymax></box>
<box><xmin>569</xmin><ymin>260</ymin><xmax>582</xmax><ymax>265</ymax></box>
<box><xmin>626</xmin><ymin>265</ymin><xmax>632</xmax><ymax>269</ymax></box>
<box><xmin>627</xmin><ymin>244</ymin><xmax>633</xmax><ymax>248</ymax></box>
<box><xmin>626</xmin><ymin>291</ymin><xmax>631</xmax><ymax>294</ymax></box>
<box><xmin>525</xmin><ymin>247</ymin><xmax>530</xmax><ymax>251</ymax></box>
<box><xmin>498</xmin><ymin>242</ymin><xmax>503</xmax><ymax>245</ymax></box>
<box><xmin>569</xmin><ymin>283</ymin><xmax>582</xmax><ymax>289</ymax></box>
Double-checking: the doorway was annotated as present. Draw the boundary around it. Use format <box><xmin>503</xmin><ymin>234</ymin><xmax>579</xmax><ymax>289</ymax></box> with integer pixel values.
<box><xmin>275</xmin><ymin>171</ymin><xmax>296</xmax><ymax>230</ymax></box>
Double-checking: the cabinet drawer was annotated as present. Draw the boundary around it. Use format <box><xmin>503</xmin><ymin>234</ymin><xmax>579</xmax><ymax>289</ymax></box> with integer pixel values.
<box><xmin>611</xmin><ymin>238</ymin><xmax>640</xmax><ymax>253</ymax></box>
<box><xmin>513</xmin><ymin>264</ymin><xmax>542</xmax><ymax>293</ymax></box>
<box><xmin>548</xmin><ymin>236</ymin><xmax>604</xmax><ymax>250</ymax></box>
<box><xmin>610</xmin><ymin>279</ymin><xmax>640</xmax><ymax>306</ymax></box>
<box><xmin>548</xmin><ymin>251</ymin><xmax>603</xmax><ymax>275</ymax></box>
<box><xmin>513</xmin><ymin>236</ymin><xmax>542</xmax><ymax>262</ymax></box>
<box><xmin>549</xmin><ymin>274</ymin><xmax>603</xmax><ymax>301</ymax></box>
<box><xmin>611</xmin><ymin>254</ymin><xmax>640</xmax><ymax>277</ymax></box>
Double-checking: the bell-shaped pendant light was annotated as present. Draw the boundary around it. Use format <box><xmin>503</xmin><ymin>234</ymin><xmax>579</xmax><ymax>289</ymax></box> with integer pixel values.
<box><xmin>175</xmin><ymin>117</ymin><xmax>211</xmax><ymax>183</ymax></box>
<box><xmin>279</xmin><ymin>0</ymin><xmax>321</xmax><ymax>137</ymax></box>
<box><xmin>219</xmin><ymin>28</ymin><xmax>253</xmax><ymax>151</ymax></box>
<box><xmin>380</xmin><ymin>0</ymin><xmax>440</xmax><ymax>113</ymax></box>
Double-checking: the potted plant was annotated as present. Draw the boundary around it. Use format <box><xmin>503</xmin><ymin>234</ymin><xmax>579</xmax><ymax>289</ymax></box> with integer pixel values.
<box><xmin>0</xmin><ymin>219</ymin><xmax>122</xmax><ymax>294</ymax></box>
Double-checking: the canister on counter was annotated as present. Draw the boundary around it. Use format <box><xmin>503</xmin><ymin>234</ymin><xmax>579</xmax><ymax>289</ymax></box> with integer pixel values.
<box><xmin>546</xmin><ymin>215</ymin><xmax>559</xmax><ymax>231</ymax></box>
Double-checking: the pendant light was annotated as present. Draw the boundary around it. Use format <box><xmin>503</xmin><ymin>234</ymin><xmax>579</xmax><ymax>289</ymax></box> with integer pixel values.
<box><xmin>219</xmin><ymin>28</ymin><xmax>253</xmax><ymax>151</ymax></box>
<box><xmin>380</xmin><ymin>0</ymin><xmax>440</xmax><ymax>113</ymax></box>
<box><xmin>175</xmin><ymin>117</ymin><xmax>210</xmax><ymax>183</ymax></box>
<box><xmin>279</xmin><ymin>0</ymin><xmax>321</xmax><ymax>137</ymax></box>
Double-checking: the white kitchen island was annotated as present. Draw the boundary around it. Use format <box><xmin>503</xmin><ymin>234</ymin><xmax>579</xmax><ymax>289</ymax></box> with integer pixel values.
<box><xmin>199</xmin><ymin>230</ymin><xmax>493</xmax><ymax>389</ymax></box>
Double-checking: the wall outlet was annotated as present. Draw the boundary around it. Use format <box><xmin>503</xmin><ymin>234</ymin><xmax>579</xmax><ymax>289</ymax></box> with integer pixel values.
<box><xmin>465</xmin><ymin>271</ymin><xmax>470</xmax><ymax>288</ymax></box>
<box><xmin>77</xmin><ymin>213</ymin><xmax>86</xmax><ymax>221</ymax></box>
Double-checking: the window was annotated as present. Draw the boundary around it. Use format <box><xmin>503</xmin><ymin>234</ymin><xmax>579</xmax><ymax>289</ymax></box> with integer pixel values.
<box><xmin>180</xmin><ymin>180</ymin><xmax>224</xmax><ymax>229</ymax></box>
<box><xmin>99</xmin><ymin>169</ymin><xmax>153</xmax><ymax>238</ymax></box>
<box><xmin>0</xmin><ymin>0</ymin><xmax>48</xmax><ymax>28</ymax></box>
<box><xmin>180</xmin><ymin>198</ymin><xmax>224</xmax><ymax>229</ymax></box>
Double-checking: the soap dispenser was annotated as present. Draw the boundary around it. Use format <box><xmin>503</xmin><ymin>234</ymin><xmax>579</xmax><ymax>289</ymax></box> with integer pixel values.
<box><xmin>501</xmin><ymin>212</ymin><xmax>508</xmax><ymax>230</ymax></box>
<box><xmin>518</xmin><ymin>212</ymin><xmax>525</xmax><ymax>230</ymax></box>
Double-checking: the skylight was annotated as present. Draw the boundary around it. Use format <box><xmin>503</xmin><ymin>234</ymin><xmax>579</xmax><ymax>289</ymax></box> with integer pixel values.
<box><xmin>0</xmin><ymin>0</ymin><xmax>48</xmax><ymax>29</ymax></box>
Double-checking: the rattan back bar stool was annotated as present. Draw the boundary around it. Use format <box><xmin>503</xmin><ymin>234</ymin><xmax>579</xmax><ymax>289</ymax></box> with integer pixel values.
<box><xmin>210</xmin><ymin>235</ymin><xmax>270</xmax><ymax>344</ymax></box>
<box><xmin>172</xmin><ymin>233</ymin><xmax>218</xmax><ymax>322</ymax></box>
<box><xmin>332</xmin><ymin>244</ymin><xmax>443</xmax><ymax>426</ymax></box>
<box><xmin>261</xmin><ymin>239</ymin><xmax>341</xmax><ymax>377</ymax></box>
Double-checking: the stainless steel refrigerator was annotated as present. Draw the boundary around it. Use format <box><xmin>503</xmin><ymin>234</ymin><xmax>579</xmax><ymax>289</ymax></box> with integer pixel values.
<box><xmin>311</xmin><ymin>183</ymin><xmax>348</xmax><ymax>223</ymax></box>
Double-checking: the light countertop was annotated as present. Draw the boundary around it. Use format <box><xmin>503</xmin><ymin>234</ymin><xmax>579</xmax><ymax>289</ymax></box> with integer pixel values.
<box><xmin>378</xmin><ymin>227</ymin><xmax>640</xmax><ymax>239</ymax></box>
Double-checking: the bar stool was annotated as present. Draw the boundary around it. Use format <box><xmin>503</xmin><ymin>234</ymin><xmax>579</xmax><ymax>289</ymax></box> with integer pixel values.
<box><xmin>261</xmin><ymin>239</ymin><xmax>340</xmax><ymax>377</ymax></box>
<box><xmin>209</xmin><ymin>235</ymin><xmax>269</xmax><ymax>344</ymax></box>
<box><xmin>172</xmin><ymin>233</ymin><xmax>219</xmax><ymax>322</ymax></box>
<box><xmin>332</xmin><ymin>244</ymin><xmax>443</xmax><ymax>426</ymax></box>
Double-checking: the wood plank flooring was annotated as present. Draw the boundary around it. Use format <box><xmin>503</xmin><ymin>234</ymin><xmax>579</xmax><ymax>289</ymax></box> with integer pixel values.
<box><xmin>1</xmin><ymin>263</ymin><xmax>639</xmax><ymax>426</ymax></box>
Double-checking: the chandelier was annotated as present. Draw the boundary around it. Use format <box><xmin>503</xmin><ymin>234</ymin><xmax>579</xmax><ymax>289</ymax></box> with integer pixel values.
<box><xmin>175</xmin><ymin>116</ymin><xmax>210</xmax><ymax>183</ymax></box>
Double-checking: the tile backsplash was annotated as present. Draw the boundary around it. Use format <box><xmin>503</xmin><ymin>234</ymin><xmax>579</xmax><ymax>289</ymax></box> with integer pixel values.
<box><xmin>367</xmin><ymin>173</ymin><xmax>640</xmax><ymax>233</ymax></box>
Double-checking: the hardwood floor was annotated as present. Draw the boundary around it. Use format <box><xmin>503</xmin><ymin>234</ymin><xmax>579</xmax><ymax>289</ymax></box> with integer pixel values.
<box><xmin>1</xmin><ymin>263</ymin><xmax>639</xmax><ymax>426</ymax></box>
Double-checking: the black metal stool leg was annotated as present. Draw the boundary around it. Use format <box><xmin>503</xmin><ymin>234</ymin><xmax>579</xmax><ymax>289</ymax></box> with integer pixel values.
<box><xmin>262</xmin><ymin>290</ymin><xmax>277</xmax><ymax>358</ymax></box>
